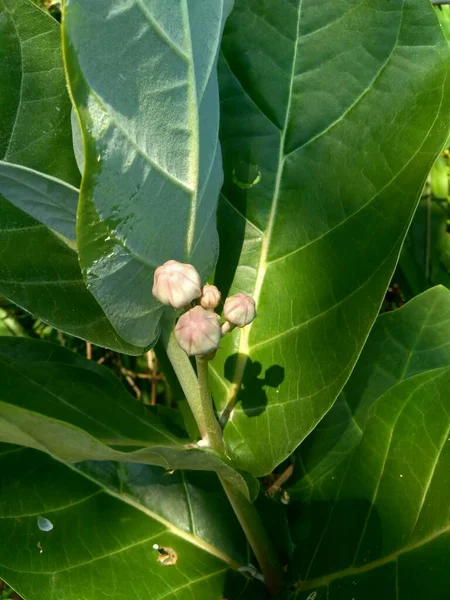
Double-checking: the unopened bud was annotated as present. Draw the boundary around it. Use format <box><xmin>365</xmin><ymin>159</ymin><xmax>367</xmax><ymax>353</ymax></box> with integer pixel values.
<box><xmin>175</xmin><ymin>305</ymin><xmax>221</xmax><ymax>355</ymax></box>
<box><xmin>223</xmin><ymin>293</ymin><xmax>256</xmax><ymax>327</ymax></box>
<box><xmin>152</xmin><ymin>260</ymin><xmax>201</xmax><ymax>309</ymax></box>
<box><xmin>200</xmin><ymin>284</ymin><xmax>221</xmax><ymax>310</ymax></box>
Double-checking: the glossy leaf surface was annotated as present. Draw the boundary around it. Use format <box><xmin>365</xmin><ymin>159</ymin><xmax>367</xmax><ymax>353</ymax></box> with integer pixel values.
<box><xmin>0</xmin><ymin>0</ymin><xmax>144</xmax><ymax>353</ymax></box>
<box><xmin>211</xmin><ymin>0</ymin><xmax>450</xmax><ymax>476</ymax></box>
<box><xmin>0</xmin><ymin>337</ymin><xmax>257</xmax><ymax>500</ymax></box>
<box><xmin>0</xmin><ymin>446</ymin><xmax>266</xmax><ymax>600</ymax></box>
<box><xmin>63</xmin><ymin>0</ymin><xmax>233</xmax><ymax>347</ymax></box>
<box><xmin>285</xmin><ymin>286</ymin><xmax>450</xmax><ymax>597</ymax></box>
<box><xmin>0</xmin><ymin>161</ymin><xmax>78</xmax><ymax>240</ymax></box>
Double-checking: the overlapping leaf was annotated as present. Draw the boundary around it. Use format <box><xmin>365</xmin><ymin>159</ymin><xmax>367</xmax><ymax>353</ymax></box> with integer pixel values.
<box><xmin>63</xmin><ymin>0</ymin><xmax>233</xmax><ymax>347</ymax></box>
<box><xmin>283</xmin><ymin>286</ymin><xmax>450</xmax><ymax>597</ymax></box>
<box><xmin>0</xmin><ymin>0</ymin><xmax>79</xmax><ymax>185</ymax></box>
<box><xmin>0</xmin><ymin>198</ymin><xmax>145</xmax><ymax>353</ymax></box>
<box><xmin>0</xmin><ymin>0</ymin><xmax>145</xmax><ymax>353</ymax></box>
<box><xmin>295</xmin><ymin>285</ymin><xmax>450</xmax><ymax>484</ymax></box>
<box><xmin>0</xmin><ymin>337</ymin><xmax>257</xmax><ymax>500</ymax></box>
<box><xmin>0</xmin><ymin>161</ymin><xmax>78</xmax><ymax>240</ymax></box>
<box><xmin>210</xmin><ymin>0</ymin><xmax>450</xmax><ymax>476</ymax></box>
<box><xmin>0</xmin><ymin>446</ymin><xmax>266</xmax><ymax>600</ymax></box>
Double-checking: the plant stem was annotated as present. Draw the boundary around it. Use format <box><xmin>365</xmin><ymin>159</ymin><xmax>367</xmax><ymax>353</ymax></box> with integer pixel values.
<box><xmin>161</xmin><ymin>322</ymin><xmax>284</xmax><ymax>594</ymax></box>
<box><xmin>220</xmin><ymin>477</ymin><xmax>285</xmax><ymax>596</ymax></box>
<box><xmin>195</xmin><ymin>356</ymin><xmax>224</xmax><ymax>450</ymax></box>
<box><xmin>160</xmin><ymin>326</ymin><xmax>224</xmax><ymax>451</ymax></box>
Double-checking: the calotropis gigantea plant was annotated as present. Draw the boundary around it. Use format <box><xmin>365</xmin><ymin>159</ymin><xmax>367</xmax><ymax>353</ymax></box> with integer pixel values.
<box><xmin>1</xmin><ymin>0</ymin><xmax>450</xmax><ymax>598</ymax></box>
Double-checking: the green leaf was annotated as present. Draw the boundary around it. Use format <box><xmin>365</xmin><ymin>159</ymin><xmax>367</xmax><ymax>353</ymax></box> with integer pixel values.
<box><xmin>210</xmin><ymin>0</ymin><xmax>450</xmax><ymax>476</ymax></box>
<box><xmin>0</xmin><ymin>161</ymin><xmax>78</xmax><ymax>240</ymax></box>
<box><xmin>0</xmin><ymin>0</ymin><xmax>79</xmax><ymax>186</ymax></box>
<box><xmin>285</xmin><ymin>287</ymin><xmax>450</xmax><ymax>596</ymax></box>
<box><xmin>295</xmin><ymin>285</ymin><xmax>450</xmax><ymax>492</ymax></box>
<box><xmin>0</xmin><ymin>198</ymin><xmax>146</xmax><ymax>354</ymax></box>
<box><xmin>76</xmin><ymin>461</ymin><xmax>249</xmax><ymax>565</ymax></box>
<box><xmin>0</xmin><ymin>446</ymin><xmax>266</xmax><ymax>600</ymax></box>
<box><xmin>0</xmin><ymin>337</ymin><xmax>257</xmax><ymax>500</ymax></box>
<box><xmin>63</xmin><ymin>0</ymin><xmax>233</xmax><ymax>347</ymax></box>
<box><xmin>0</xmin><ymin>0</ymin><xmax>143</xmax><ymax>353</ymax></box>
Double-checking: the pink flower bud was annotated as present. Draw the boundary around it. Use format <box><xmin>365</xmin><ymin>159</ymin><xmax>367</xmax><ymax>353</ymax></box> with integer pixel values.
<box><xmin>175</xmin><ymin>306</ymin><xmax>222</xmax><ymax>355</ymax></box>
<box><xmin>200</xmin><ymin>284</ymin><xmax>221</xmax><ymax>309</ymax></box>
<box><xmin>152</xmin><ymin>260</ymin><xmax>201</xmax><ymax>309</ymax></box>
<box><xmin>223</xmin><ymin>293</ymin><xmax>256</xmax><ymax>327</ymax></box>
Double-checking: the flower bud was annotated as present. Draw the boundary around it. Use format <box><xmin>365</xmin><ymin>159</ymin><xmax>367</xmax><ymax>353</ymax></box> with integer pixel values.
<box><xmin>223</xmin><ymin>293</ymin><xmax>256</xmax><ymax>327</ymax></box>
<box><xmin>200</xmin><ymin>284</ymin><xmax>221</xmax><ymax>310</ymax></box>
<box><xmin>175</xmin><ymin>305</ymin><xmax>221</xmax><ymax>355</ymax></box>
<box><xmin>152</xmin><ymin>260</ymin><xmax>201</xmax><ymax>309</ymax></box>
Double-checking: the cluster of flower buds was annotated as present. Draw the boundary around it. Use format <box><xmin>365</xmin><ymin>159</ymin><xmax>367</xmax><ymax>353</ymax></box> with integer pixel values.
<box><xmin>152</xmin><ymin>260</ymin><xmax>256</xmax><ymax>357</ymax></box>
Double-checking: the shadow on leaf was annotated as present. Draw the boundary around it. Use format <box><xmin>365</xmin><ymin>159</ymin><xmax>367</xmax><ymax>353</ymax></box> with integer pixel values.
<box><xmin>224</xmin><ymin>353</ymin><xmax>285</xmax><ymax>417</ymax></box>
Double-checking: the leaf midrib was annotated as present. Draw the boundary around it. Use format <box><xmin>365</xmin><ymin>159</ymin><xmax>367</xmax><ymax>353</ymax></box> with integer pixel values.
<box><xmin>222</xmin><ymin>0</ymin><xmax>304</xmax><ymax>420</ymax></box>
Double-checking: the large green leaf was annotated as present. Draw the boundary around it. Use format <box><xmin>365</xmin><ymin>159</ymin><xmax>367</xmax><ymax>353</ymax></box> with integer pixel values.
<box><xmin>63</xmin><ymin>0</ymin><xmax>233</xmax><ymax>347</ymax></box>
<box><xmin>0</xmin><ymin>0</ymin><xmax>79</xmax><ymax>185</ymax></box>
<box><xmin>209</xmin><ymin>0</ymin><xmax>450</xmax><ymax>476</ymax></box>
<box><xmin>0</xmin><ymin>337</ymin><xmax>257</xmax><ymax>500</ymax></box>
<box><xmin>284</xmin><ymin>287</ymin><xmax>450</xmax><ymax>597</ymax></box>
<box><xmin>0</xmin><ymin>446</ymin><xmax>266</xmax><ymax>600</ymax></box>
<box><xmin>0</xmin><ymin>198</ymin><xmax>145</xmax><ymax>354</ymax></box>
<box><xmin>0</xmin><ymin>161</ymin><xmax>78</xmax><ymax>240</ymax></box>
<box><xmin>0</xmin><ymin>0</ymin><xmax>145</xmax><ymax>354</ymax></box>
<box><xmin>296</xmin><ymin>285</ymin><xmax>450</xmax><ymax>484</ymax></box>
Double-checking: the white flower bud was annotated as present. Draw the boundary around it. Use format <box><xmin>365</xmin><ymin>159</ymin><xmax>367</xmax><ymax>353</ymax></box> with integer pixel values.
<box><xmin>152</xmin><ymin>260</ymin><xmax>201</xmax><ymax>309</ymax></box>
<box><xmin>200</xmin><ymin>284</ymin><xmax>221</xmax><ymax>310</ymax></box>
<box><xmin>175</xmin><ymin>305</ymin><xmax>222</xmax><ymax>355</ymax></box>
<box><xmin>223</xmin><ymin>293</ymin><xmax>256</xmax><ymax>327</ymax></box>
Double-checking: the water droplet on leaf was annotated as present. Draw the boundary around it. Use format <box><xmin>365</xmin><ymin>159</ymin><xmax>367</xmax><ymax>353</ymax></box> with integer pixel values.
<box><xmin>37</xmin><ymin>516</ymin><xmax>53</xmax><ymax>532</ymax></box>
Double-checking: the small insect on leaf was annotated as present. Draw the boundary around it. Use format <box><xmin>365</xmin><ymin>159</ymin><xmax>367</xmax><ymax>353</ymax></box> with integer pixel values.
<box><xmin>152</xmin><ymin>544</ymin><xmax>178</xmax><ymax>566</ymax></box>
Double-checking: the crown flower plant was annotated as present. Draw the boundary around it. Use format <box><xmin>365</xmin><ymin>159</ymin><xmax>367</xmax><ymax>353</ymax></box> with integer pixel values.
<box><xmin>222</xmin><ymin>292</ymin><xmax>256</xmax><ymax>333</ymax></box>
<box><xmin>1</xmin><ymin>1</ymin><xmax>450</xmax><ymax>599</ymax></box>
<box><xmin>200</xmin><ymin>284</ymin><xmax>222</xmax><ymax>310</ymax></box>
<box><xmin>174</xmin><ymin>305</ymin><xmax>222</xmax><ymax>355</ymax></box>
<box><xmin>152</xmin><ymin>260</ymin><xmax>202</xmax><ymax>309</ymax></box>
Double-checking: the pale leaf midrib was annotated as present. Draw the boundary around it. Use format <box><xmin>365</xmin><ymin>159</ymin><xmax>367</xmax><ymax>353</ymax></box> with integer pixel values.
<box><xmin>181</xmin><ymin>0</ymin><xmax>199</xmax><ymax>257</ymax></box>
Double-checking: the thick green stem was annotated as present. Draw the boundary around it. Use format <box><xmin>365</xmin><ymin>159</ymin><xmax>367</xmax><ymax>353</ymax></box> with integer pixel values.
<box><xmin>161</xmin><ymin>322</ymin><xmax>283</xmax><ymax>594</ymax></box>
<box><xmin>160</xmin><ymin>326</ymin><xmax>223</xmax><ymax>451</ymax></box>
<box><xmin>195</xmin><ymin>356</ymin><xmax>224</xmax><ymax>450</ymax></box>
<box><xmin>220</xmin><ymin>477</ymin><xmax>285</xmax><ymax>596</ymax></box>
